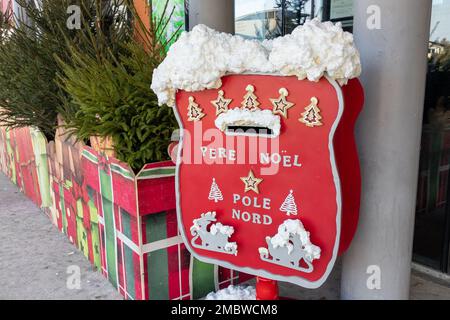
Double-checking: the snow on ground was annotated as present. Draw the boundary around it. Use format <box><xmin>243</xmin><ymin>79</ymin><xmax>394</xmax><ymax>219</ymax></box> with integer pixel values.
<box><xmin>152</xmin><ymin>18</ymin><xmax>361</xmax><ymax>107</ymax></box>
<box><xmin>205</xmin><ymin>285</ymin><xmax>256</xmax><ymax>300</ymax></box>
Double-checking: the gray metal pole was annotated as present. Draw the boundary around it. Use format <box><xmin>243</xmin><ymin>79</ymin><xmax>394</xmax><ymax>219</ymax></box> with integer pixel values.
<box><xmin>188</xmin><ymin>0</ymin><xmax>235</xmax><ymax>34</ymax></box>
<box><xmin>340</xmin><ymin>0</ymin><xmax>432</xmax><ymax>300</ymax></box>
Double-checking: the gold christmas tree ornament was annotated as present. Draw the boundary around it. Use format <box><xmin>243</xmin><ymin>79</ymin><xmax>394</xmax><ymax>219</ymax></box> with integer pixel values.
<box><xmin>299</xmin><ymin>97</ymin><xmax>323</xmax><ymax>127</ymax></box>
<box><xmin>271</xmin><ymin>88</ymin><xmax>295</xmax><ymax>118</ymax></box>
<box><xmin>241</xmin><ymin>85</ymin><xmax>260</xmax><ymax>111</ymax></box>
<box><xmin>187</xmin><ymin>96</ymin><xmax>206</xmax><ymax>122</ymax></box>
<box><xmin>240</xmin><ymin>170</ymin><xmax>263</xmax><ymax>194</ymax></box>
<box><xmin>211</xmin><ymin>90</ymin><xmax>232</xmax><ymax>116</ymax></box>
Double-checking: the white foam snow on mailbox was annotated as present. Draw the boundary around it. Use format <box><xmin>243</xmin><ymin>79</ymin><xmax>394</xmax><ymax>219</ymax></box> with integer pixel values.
<box><xmin>270</xmin><ymin>220</ymin><xmax>321</xmax><ymax>261</ymax></box>
<box><xmin>190</xmin><ymin>211</ymin><xmax>238</xmax><ymax>256</ymax></box>
<box><xmin>215</xmin><ymin>108</ymin><xmax>281</xmax><ymax>138</ymax></box>
<box><xmin>151</xmin><ymin>18</ymin><xmax>361</xmax><ymax>107</ymax></box>
<box><xmin>259</xmin><ymin>219</ymin><xmax>321</xmax><ymax>273</ymax></box>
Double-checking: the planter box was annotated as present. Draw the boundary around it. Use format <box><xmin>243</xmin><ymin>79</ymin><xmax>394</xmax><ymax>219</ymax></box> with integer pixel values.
<box><xmin>81</xmin><ymin>147</ymin><xmax>250</xmax><ymax>299</ymax></box>
<box><xmin>0</xmin><ymin>123</ymin><xmax>251</xmax><ymax>300</ymax></box>
<box><xmin>0</xmin><ymin>126</ymin><xmax>50</xmax><ymax>208</ymax></box>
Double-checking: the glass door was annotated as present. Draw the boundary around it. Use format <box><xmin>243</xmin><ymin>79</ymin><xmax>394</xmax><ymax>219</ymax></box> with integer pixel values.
<box><xmin>413</xmin><ymin>0</ymin><xmax>450</xmax><ymax>274</ymax></box>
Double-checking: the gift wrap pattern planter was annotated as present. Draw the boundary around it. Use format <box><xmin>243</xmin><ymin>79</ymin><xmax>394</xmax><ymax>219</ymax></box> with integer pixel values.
<box><xmin>0</xmin><ymin>126</ymin><xmax>49</xmax><ymax>207</ymax></box>
<box><xmin>0</xmin><ymin>124</ymin><xmax>250</xmax><ymax>300</ymax></box>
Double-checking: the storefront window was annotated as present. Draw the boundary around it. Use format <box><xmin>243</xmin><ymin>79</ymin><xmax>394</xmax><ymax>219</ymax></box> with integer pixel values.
<box><xmin>282</xmin><ymin>0</ymin><xmax>319</xmax><ymax>35</ymax></box>
<box><xmin>235</xmin><ymin>0</ymin><xmax>353</xmax><ymax>40</ymax></box>
<box><xmin>235</xmin><ymin>0</ymin><xmax>320</xmax><ymax>40</ymax></box>
<box><xmin>235</xmin><ymin>0</ymin><xmax>280</xmax><ymax>40</ymax></box>
<box><xmin>413</xmin><ymin>0</ymin><xmax>450</xmax><ymax>273</ymax></box>
<box><xmin>327</xmin><ymin>0</ymin><xmax>353</xmax><ymax>31</ymax></box>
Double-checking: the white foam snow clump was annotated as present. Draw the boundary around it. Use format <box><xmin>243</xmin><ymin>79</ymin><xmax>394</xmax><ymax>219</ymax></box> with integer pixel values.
<box><xmin>270</xmin><ymin>220</ymin><xmax>321</xmax><ymax>261</ymax></box>
<box><xmin>205</xmin><ymin>285</ymin><xmax>256</xmax><ymax>300</ymax></box>
<box><xmin>210</xmin><ymin>223</ymin><xmax>237</xmax><ymax>255</ymax></box>
<box><xmin>266</xmin><ymin>19</ymin><xmax>361</xmax><ymax>86</ymax></box>
<box><xmin>152</xmin><ymin>18</ymin><xmax>361</xmax><ymax>106</ymax></box>
<box><xmin>215</xmin><ymin>108</ymin><xmax>281</xmax><ymax>137</ymax></box>
<box><xmin>210</xmin><ymin>223</ymin><xmax>235</xmax><ymax>237</ymax></box>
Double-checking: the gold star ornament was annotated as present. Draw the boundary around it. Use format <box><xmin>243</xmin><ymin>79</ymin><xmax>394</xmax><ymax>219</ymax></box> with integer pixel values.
<box><xmin>211</xmin><ymin>90</ymin><xmax>232</xmax><ymax>116</ymax></box>
<box><xmin>240</xmin><ymin>170</ymin><xmax>263</xmax><ymax>194</ymax></box>
<box><xmin>271</xmin><ymin>88</ymin><xmax>295</xmax><ymax>118</ymax></box>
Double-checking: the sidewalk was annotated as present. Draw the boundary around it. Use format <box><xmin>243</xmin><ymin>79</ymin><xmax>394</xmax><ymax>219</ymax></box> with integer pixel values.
<box><xmin>0</xmin><ymin>172</ymin><xmax>449</xmax><ymax>300</ymax></box>
<box><xmin>272</xmin><ymin>263</ymin><xmax>450</xmax><ymax>300</ymax></box>
<box><xmin>0</xmin><ymin>173</ymin><xmax>121</xmax><ymax>300</ymax></box>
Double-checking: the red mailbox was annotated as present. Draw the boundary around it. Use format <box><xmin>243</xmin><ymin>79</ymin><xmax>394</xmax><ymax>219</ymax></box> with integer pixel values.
<box><xmin>152</xmin><ymin>20</ymin><xmax>364</xmax><ymax>291</ymax></box>
<box><xmin>172</xmin><ymin>74</ymin><xmax>363</xmax><ymax>288</ymax></box>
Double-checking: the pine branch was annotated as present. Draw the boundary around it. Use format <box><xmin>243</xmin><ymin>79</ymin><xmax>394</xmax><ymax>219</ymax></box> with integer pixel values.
<box><xmin>57</xmin><ymin>0</ymin><xmax>180</xmax><ymax>171</ymax></box>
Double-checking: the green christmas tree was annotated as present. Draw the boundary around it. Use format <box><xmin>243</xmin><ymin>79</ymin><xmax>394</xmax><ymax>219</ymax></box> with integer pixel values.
<box><xmin>57</xmin><ymin>1</ymin><xmax>180</xmax><ymax>171</ymax></box>
<box><xmin>0</xmin><ymin>0</ymin><xmax>12</xmax><ymax>43</ymax></box>
<box><xmin>0</xmin><ymin>0</ymin><xmax>131</xmax><ymax>140</ymax></box>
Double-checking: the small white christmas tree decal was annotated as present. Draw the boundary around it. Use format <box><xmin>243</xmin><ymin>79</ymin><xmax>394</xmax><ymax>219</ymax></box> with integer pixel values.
<box><xmin>299</xmin><ymin>97</ymin><xmax>323</xmax><ymax>127</ymax></box>
<box><xmin>187</xmin><ymin>96</ymin><xmax>206</xmax><ymax>122</ymax></box>
<box><xmin>208</xmin><ymin>178</ymin><xmax>223</xmax><ymax>203</ymax></box>
<box><xmin>241</xmin><ymin>85</ymin><xmax>260</xmax><ymax>111</ymax></box>
<box><xmin>280</xmin><ymin>190</ymin><xmax>298</xmax><ymax>216</ymax></box>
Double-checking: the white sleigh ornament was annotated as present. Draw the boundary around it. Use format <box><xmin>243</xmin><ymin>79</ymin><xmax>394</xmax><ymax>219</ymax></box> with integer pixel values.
<box><xmin>259</xmin><ymin>220</ymin><xmax>321</xmax><ymax>273</ymax></box>
<box><xmin>190</xmin><ymin>211</ymin><xmax>238</xmax><ymax>256</ymax></box>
